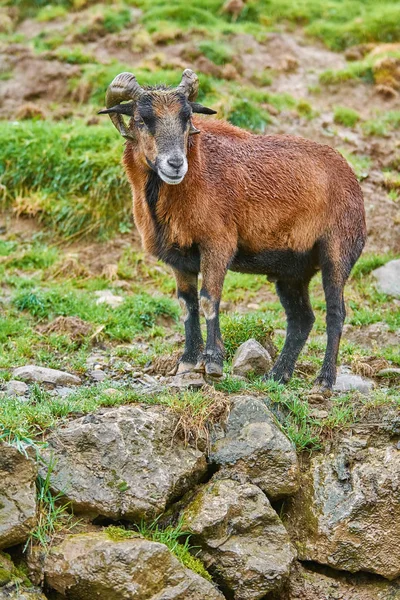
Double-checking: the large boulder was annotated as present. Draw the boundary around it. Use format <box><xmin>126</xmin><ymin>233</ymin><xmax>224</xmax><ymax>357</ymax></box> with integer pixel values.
<box><xmin>28</xmin><ymin>532</ymin><xmax>224</xmax><ymax>600</ymax></box>
<box><xmin>209</xmin><ymin>396</ymin><xmax>299</xmax><ymax>499</ymax></box>
<box><xmin>280</xmin><ymin>562</ymin><xmax>400</xmax><ymax>600</ymax></box>
<box><xmin>40</xmin><ymin>405</ymin><xmax>208</xmax><ymax>520</ymax></box>
<box><xmin>182</xmin><ymin>477</ymin><xmax>296</xmax><ymax>599</ymax></box>
<box><xmin>372</xmin><ymin>259</ymin><xmax>400</xmax><ymax>297</ymax></box>
<box><xmin>0</xmin><ymin>443</ymin><xmax>37</xmax><ymax>549</ymax></box>
<box><xmin>286</xmin><ymin>436</ymin><xmax>400</xmax><ymax>579</ymax></box>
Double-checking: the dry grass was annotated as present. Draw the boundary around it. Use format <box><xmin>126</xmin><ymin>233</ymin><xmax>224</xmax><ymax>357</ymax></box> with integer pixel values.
<box><xmin>171</xmin><ymin>385</ymin><xmax>231</xmax><ymax>449</ymax></box>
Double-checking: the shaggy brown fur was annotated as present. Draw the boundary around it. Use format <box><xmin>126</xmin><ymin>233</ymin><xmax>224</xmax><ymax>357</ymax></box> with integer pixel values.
<box><xmin>119</xmin><ymin>96</ymin><xmax>366</xmax><ymax>392</ymax></box>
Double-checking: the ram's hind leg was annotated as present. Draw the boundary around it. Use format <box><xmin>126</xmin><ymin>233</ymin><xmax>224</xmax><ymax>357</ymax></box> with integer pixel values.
<box><xmin>173</xmin><ymin>269</ymin><xmax>203</xmax><ymax>374</ymax></box>
<box><xmin>269</xmin><ymin>278</ymin><xmax>315</xmax><ymax>383</ymax></box>
<box><xmin>314</xmin><ymin>234</ymin><xmax>364</xmax><ymax>393</ymax></box>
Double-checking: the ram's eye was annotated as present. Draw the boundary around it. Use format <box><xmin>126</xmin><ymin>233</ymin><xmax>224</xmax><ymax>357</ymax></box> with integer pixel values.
<box><xmin>135</xmin><ymin>119</ymin><xmax>145</xmax><ymax>127</ymax></box>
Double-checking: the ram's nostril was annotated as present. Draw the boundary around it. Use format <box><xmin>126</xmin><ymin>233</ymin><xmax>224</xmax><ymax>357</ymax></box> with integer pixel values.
<box><xmin>167</xmin><ymin>156</ymin><xmax>184</xmax><ymax>169</ymax></box>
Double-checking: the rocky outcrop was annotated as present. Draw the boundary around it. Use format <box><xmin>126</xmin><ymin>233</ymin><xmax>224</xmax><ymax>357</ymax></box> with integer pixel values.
<box><xmin>0</xmin><ymin>588</ymin><xmax>48</xmax><ymax>600</ymax></box>
<box><xmin>232</xmin><ymin>339</ymin><xmax>273</xmax><ymax>377</ymax></box>
<box><xmin>280</xmin><ymin>562</ymin><xmax>400</xmax><ymax>600</ymax></box>
<box><xmin>28</xmin><ymin>532</ymin><xmax>224</xmax><ymax>600</ymax></box>
<box><xmin>12</xmin><ymin>365</ymin><xmax>80</xmax><ymax>385</ymax></box>
<box><xmin>182</xmin><ymin>477</ymin><xmax>296</xmax><ymax>599</ymax></box>
<box><xmin>373</xmin><ymin>259</ymin><xmax>400</xmax><ymax>297</ymax></box>
<box><xmin>0</xmin><ymin>443</ymin><xmax>37</xmax><ymax>549</ymax></box>
<box><xmin>40</xmin><ymin>405</ymin><xmax>208</xmax><ymax>520</ymax></box>
<box><xmin>210</xmin><ymin>395</ymin><xmax>299</xmax><ymax>499</ymax></box>
<box><xmin>286</xmin><ymin>436</ymin><xmax>400</xmax><ymax>579</ymax></box>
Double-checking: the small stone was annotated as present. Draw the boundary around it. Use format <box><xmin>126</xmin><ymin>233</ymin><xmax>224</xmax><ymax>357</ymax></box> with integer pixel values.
<box><xmin>94</xmin><ymin>290</ymin><xmax>124</xmax><ymax>308</ymax></box>
<box><xmin>6</xmin><ymin>380</ymin><xmax>28</xmax><ymax>396</ymax></box>
<box><xmin>12</xmin><ymin>365</ymin><xmax>81</xmax><ymax>386</ymax></box>
<box><xmin>232</xmin><ymin>338</ymin><xmax>273</xmax><ymax>377</ymax></box>
<box><xmin>89</xmin><ymin>370</ymin><xmax>106</xmax><ymax>382</ymax></box>
<box><xmin>333</xmin><ymin>373</ymin><xmax>375</xmax><ymax>394</ymax></box>
<box><xmin>372</xmin><ymin>259</ymin><xmax>400</xmax><ymax>297</ymax></box>
<box><xmin>103</xmin><ymin>388</ymin><xmax>119</xmax><ymax>396</ymax></box>
<box><xmin>247</xmin><ymin>302</ymin><xmax>260</xmax><ymax>310</ymax></box>
<box><xmin>377</xmin><ymin>367</ymin><xmax>400</xmax><ymax>379</ymax></box>
<box><xmin>56</xmin><ymin>386</ymin><xmax>75</xmax><ymax>398</ymax></box>
<box><xmin>309</xmin><ymin>408</ymin><xmax>329</xmax><ymax>419</ymax></box>
<box><xmin>168</xmin><ymin>372</ymin><xmax>206</xmax><ymax>389</ymax></box>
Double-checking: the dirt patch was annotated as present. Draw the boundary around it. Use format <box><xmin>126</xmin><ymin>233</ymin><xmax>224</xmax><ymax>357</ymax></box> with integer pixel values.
<box><xmin>38</xmin><ymin>316</ymin><xmax>93</xmax><ymax>341</ymax></box>
<box><xmin>0</xmin><ymin>46</ymin><xmax>80</xmax><ymax>118</ymax></box>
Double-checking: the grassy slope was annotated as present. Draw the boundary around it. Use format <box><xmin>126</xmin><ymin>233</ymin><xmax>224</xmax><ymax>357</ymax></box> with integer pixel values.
<box><xmin>0</xmin><ymin>0</ymin><xmax>399</xmax><ymax>456</ymax></box>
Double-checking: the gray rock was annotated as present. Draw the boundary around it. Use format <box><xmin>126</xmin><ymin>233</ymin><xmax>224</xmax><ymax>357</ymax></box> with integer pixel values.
<box><xmin>333</xmin><ymin>373</ymin><xmax>374</xmax><ymax>394</ymax></box>
<box><xmin>12</xmin><ymin>365</ymin><xmax>81</xmax><ymax>386</ymax></box>
<box><xmin>0</xmin><ymin>588</ymin><xmax>48</xmax><ymax>600</ymax></box>
<box><xmin>168</xmin><ymin>372</ymin><xmax>206</xmax><ymax>389</ymax></box>
<box><xmin>183</xmin><ymin>477</ymin><xmax>296</xmax><ymax>599</ymax></box>
<box><xmin>28</xmin><ymin>532</ymin><xmax>224</xmax><ymax>600</ymax></box>
<box><xmin>40</xmin><ymin>405</ymin><xmax>207</xmax><ymax>520</ymax></box>
<box><xmin>373</xmin><ymin>259</ymin><xmax>400</xmax><ymax>297</ymax></box>
<box><xmin>94</xmin><ymin>290</ymin><xmax>124</xmax><ymax>308</ymax></box>
<box><xmin>377</xmin><ymin>368</ymin><xmax>400</xmax><ymax>379</ymax></box>
<box><xmin>286</xmin><ymin>440</ymin><xmax>400</xmax><ymax>579</ymax></box>
<box><xmin>5</xmin><ymin>380</ymin><xmax>28</xmax><ymax>396</ymax></box>
<box><xmin>283</xmin><ymin>561</ymin><xmax>400</xmax><ymax>600</ymax></box>
<box><xmin>232</xmin><ymin>339</ymin><xmax>273</xmax><ymax>377</ymax></box>
<box><xmin>0</xmin><ymin>443</ymin><xmax>37</xmax><ymax>549</ymax></box>
<box><xmin>210</xmin><ymin>395</ymin><xmax>299</xmax><ymax>500</ymax></box>
<box><xmin>88</xmin><ymin>369</ymin><xmax>106</xmax><ymax>382</ymax></box>
<box><xmin>55</xmin><ymin>386</ymin><xmax>75</xmax><ymax>398</ymax></box>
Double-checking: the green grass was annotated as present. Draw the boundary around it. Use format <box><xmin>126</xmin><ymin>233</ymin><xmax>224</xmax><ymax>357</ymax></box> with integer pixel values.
<box><xmin>197</xmin><ymin>40</ymin><xmax>234</xmax><ymax>66</ymax></box>
<box><xmin>320</xmin><ymin>61</ymin><xmax>374</xmax><ymax>85</ymax></box>
<box><xmin>334</xmin><ymin>106</ymin><xmax>360</xmax><ymax>128</ymax></box>
<box><xmin>26</xmin><ymin>457</ymin><xmax>76</xmax><ymax>549</ymax></box>
<box><xmin>221</xmin><ymin>313</ymin><xmax>275</xmax><ymax>360</ymax></box>
<box><xmin>36</xmin><ymin>5</ymin><xmax>68</xmax><ymax>21</ymax></box>
<box><xmin>337</xmin><ymin>148</ymin><xmax>371</xmax><ymax>180</ymax></box>
<box><xmin>362</xmin><ymin>111</ymin><xmax>400</xmax><ymax>137</ymax></box>
<box><xmin>0</xmin><ymin>120</ymin><xmax>131</xmax><ymax>238</ymax></box>
<box><xmin>107</xmin><ymin>519</ymin><xmax>212</xmax><ymax>581</ymax></box>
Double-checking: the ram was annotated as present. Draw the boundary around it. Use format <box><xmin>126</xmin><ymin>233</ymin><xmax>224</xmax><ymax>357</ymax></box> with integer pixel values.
<box><xmin>99</xmin><ymin>69</ymin><xmax>366</xmax><ymax>394</ymax></box>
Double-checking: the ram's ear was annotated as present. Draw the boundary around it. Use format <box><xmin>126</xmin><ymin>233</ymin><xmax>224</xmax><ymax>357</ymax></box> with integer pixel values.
<box><xmin>190</xmin><ymin>102</ymin><xmax>217</xmax><ymax>115</ymax></box>
<box><xmin>98</xmin><ymin>101</ymin><xmax>135</xmax><ymax>116</ymax></box>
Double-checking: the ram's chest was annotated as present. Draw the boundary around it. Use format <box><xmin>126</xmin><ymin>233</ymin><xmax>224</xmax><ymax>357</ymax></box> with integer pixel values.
<box><xmin>132</xmin><ymin>172</ymin><xmax>200</xmax><ymax>273</ymax></box>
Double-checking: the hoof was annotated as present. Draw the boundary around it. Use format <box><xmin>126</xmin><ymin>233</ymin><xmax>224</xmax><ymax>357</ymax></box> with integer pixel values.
<box><xmin>176</xmin><ymin>361</ymin><xmax>196</xmax><ymax>375</ymax></box>
<box><xmin>205</xmin><ymin>361</ymin><xmax>223</xmax><ymax>378</ymax></box>
<box><xmin>194</xmin><ymin>359</ymin><xmax>205</xmax><ymax>373</ymax></box>
<box><xmin>308</xmin><ymin>383</ymin><xmax>333</xmax><ymax>401</ymax></box>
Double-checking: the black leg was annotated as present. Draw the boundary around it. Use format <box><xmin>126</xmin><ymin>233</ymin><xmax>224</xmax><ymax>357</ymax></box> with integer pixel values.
<box><xmin>198</xmin><ymin>289</ymin><xmax>224</xmax><ymax>377</ymax></box>
<box><xmin>269</xmin><ymin>278</ymin><xmax>315</xmax><ymax>383</ymax></box>
<box><xmin>196</xmin><ymin>246</ymin><xmax>234</xmax><ymax>378</ymax></box>
<box><xmin>173</xmin><ymin>269</ymin><xmax>203</xmax><ymax>373</ymax></box>
<box><xmin>314</xmin><ymin>277</ymin><xmax>346</xmax><ymax>391</ymax></box>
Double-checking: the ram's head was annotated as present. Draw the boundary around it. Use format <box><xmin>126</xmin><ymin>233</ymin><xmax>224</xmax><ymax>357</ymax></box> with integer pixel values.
<box><xmin>99</xmin><ymin>69</ymin><xmax>216</xmax><ymax>185</ymax></box>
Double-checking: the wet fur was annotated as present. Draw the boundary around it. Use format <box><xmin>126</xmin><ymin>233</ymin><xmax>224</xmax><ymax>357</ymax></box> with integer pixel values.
<box><xmin>123</xmin><ymin>114</ymin><xmax>366</xmax><ymax>389</ymax></box>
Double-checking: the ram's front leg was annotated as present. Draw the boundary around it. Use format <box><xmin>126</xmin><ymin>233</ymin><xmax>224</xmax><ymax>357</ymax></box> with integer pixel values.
<box><xmin>173</xmin><ymin>268</ymin><xmax>204</xmax><ymax>374</ymax></box>
<box><xmin>197</xmin><ymin>247</ymin><xmax>233</xmax><ymax>379</ymax></box>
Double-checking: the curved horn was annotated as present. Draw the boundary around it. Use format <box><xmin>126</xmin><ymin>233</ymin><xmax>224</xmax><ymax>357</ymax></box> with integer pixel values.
<box><xmin>177</xmin><ymin>69</ymin><xmax>199</xmax><ymax>101</ymax></box>
<box><xmin>101</xmin><ymin>72</ymin><xmax>144</xmax><ymax>139</ymax></box>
